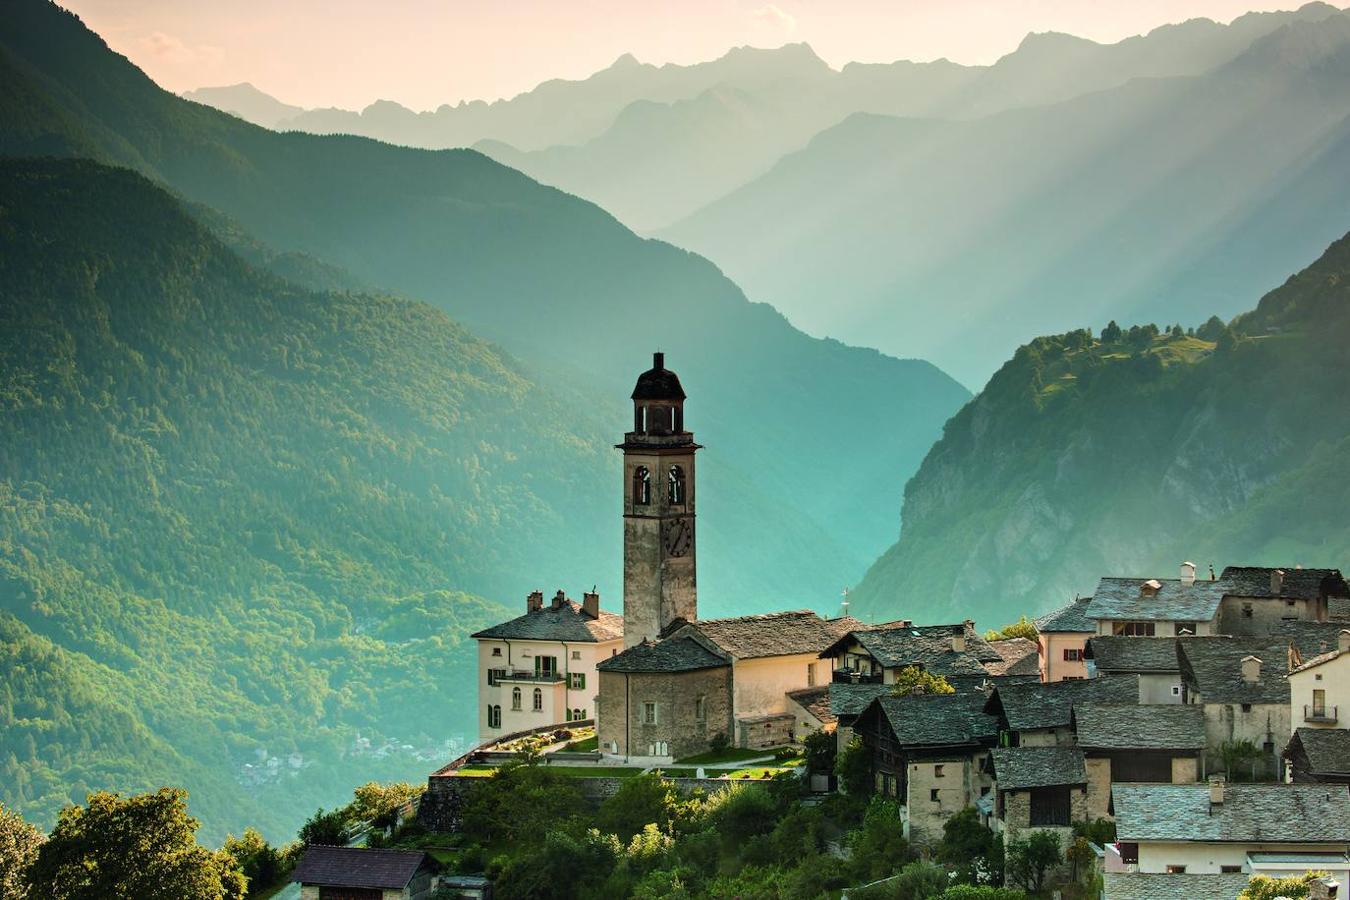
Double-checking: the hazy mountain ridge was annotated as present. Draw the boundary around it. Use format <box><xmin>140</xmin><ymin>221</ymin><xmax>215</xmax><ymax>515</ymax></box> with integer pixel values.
<box><xmin>0</xmin><ymin>156</ymin><xmax>615</xmax><ymax>841</ymax></box>
<box><xmin>660</xmin><ymin>6</ymin><xmax>1350</xmax><ymax>387</ymax></box>
<box><xmin>850</xmin><ymin>231</ymin><xmax>1350</xmax><ymax>625</ymax></box>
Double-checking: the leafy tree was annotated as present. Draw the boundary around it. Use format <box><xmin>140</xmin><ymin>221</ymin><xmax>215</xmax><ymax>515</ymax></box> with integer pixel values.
<box><xmin>1239</xmin><ymin>871</ymin><xmax>1331</xmax><ymax>900</ymax></box>
<box><xmin>349</xmin><ymin>782</ymin><xmax>423</xmax><ymax>829</ymax></box>
<box><xmin>802</xmin><ymin>728</ymin><xmax>836</xmax><ymax>773</ymax></box>
<box><xmin>1005</xmin><ymin>830</ymin><xmax>1061</xmax><ymax>894</ymax></box>
<box><xmin>1196</xmin><ymin>314</ymin><xmax>1228</xmax><ymax>341</ymax></box>
<box><xmin>460</xmin><ymin>761</ymin><xmax>584</xmax><ymax>846</ymax></box>
<box><xmin>890</xmin><ymin>666</ymin><xmax>956</xmax><ymax>696</ymax></box>
<box><xmin>1071</xmin><ymin>817</ymin><xmax>1116</xmax><ymax>845</ymax></box>
<box><xmin>699</xmin><ymin>784</ymin><xmax>779</xmax><ymax>845</ymax></box>
<box><xmin>0</xmin><ymin>803</ymin><xmax>42</xmax><ymax>900</ymax></box>
<box><xmin>847</xmin><ymin>797</ymin><xmax>915</xmax><ymax>882</ymax></box>
<box><xmin>1065</xmin><ymin>836</ymin><xmax>1095</xmax><ymax>883</ymax></box>
<box><xmin>835</xmin><ymin>736</ymin><xmax>873</xmax><ymax>797</ymax></box>
<box><xmin>490</xmin><ymin>828</ymin><xmax>619</xmax><ymax>900</ymax></box>
<box><xmin>939</xmin><ymin>807</ymin><xmax>1000</xmax><ymax>885</ymax></box>
<box><xmin>1101</xmin><ymin>320</ymin><xmax>1123</xmax><ymax>343</ymax></box>
<box><xmin>221</xmin><ymin>828</ymin><xmax>284</xmax><ymax>892</ymax></box>
<box><xmin>596</xmin><ymin>773</ymin><xmax>681</xmax><ymax>840</ymax></box>
<box><xmin>297</xmin><ymin>808</ymin><xmax>348</xmax><ymax>848</ymax></box>
<box><xmin>24</xmin><ymin>789</ymin><xmax>246</xmax><ymax>900</ymax></box>
<box><xmin>889</xmin><ymin>860</ymin><xmax>948</xmax><ymax>899</ymax></box>
<box><xmin>984</xmin><ymin>617</ymin><xmax>1037</xmax><ymax>642</ymax></box>
<box><xmin>629</xmin><ymin>867</ymin><xmax>694</xmax><ymax>900</ymax></box>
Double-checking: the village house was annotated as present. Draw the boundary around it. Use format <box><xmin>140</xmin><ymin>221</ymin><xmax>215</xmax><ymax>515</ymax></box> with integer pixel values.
<box><xmin>470</xmin><ymin>589</ymin><xmax>622</xmax><ymax>742</ymax></box>
<box><xmin>1109</xmin><ymin>782</ymin><xmax>1350</xmax><ymax>883</ymax></box>
<box><xmin>988</xmin><ymin>746</ymin><xmax>1089</xmax><ymax>842</ymax></box>
<box><xmin>595</xmin><ymin>635</ymin><xmax>732</xmax><ymax>760</ymax></box>
<box><xmin>984</xmin><ymin>675</ymin><xmax>1139</xmax><ymax>748</ymax></box>
<box><xmin>819</xmin><ymin>620</ymin><xmax>1003</xmax><ymax>691</ymax></box>
<box><xmin>1085</xmin><ymin>567</ymin><xmax>1225</xmax><ymax>637</ymax></box>
<box><xmin>1287</xmin><ymin>630</ymin><xmax>1350</xmax><ymax>731</ymax></box>
<box><xmin>983</xmin><ymin>638</ymin><xmax>1041</xmax><ymax>685</ymax></box>
<box><xmin>1034</xmin><ymin>596</ymin><xmax>1095</xmax><ymax>682</ymax></box>
<box><xmin>827</xmin><ymin>683</ymin><xmax>890</xmax><ymax>752</ymax></box>
<box><xmin>1215</xmin><ymin>566</ymin><xmax>1346</xmax><ymax>636</ymax></box>
<box><xmin>1284</xmin><ymin>727</ymin><xmax>1350</xmax><ymax>785</ymax></box>
<box><xmin>1084</xmin><ymin>636</ymin><xmax>1184</xmax><ymax>703</ymax></box>
<box><xmin>852</xmin><ymin>691</ymin><xmax>998</xmax><ymax>845</ymax></box>
<box><xmin>1177</xmin><ymin>637</ymin><xmax>1291</xmax><ymax>777</ymax></box>
<box><xmin>784</xmin><ymin>685</ymin><xmax>833</xmax><ymax>738</ymax></box>
<box><xmin>1071</xmin><ymin>704</ymin><xmax>1204</xmax><ymax>819</ymax></box>
<box><xmin>667</xmin><ymin>610</ymin><xmax>860</xmax><ymax>747</ymax></box>
<box><xmin>291</xmin><ymin>846</ymin><xmax>439</xmax><ymax>900</ymax></box>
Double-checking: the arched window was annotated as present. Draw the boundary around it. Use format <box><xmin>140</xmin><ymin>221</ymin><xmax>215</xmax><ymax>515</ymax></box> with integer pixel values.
<box><xmin>511</xmin><ymin>687</ymin><xmax>521</xmax><ymax>711</ymax></box>
<box><xmin>533</xmin><ymin>688</ymin><xmax>543</xmax><ymax>712</ymax></box>
<box><xmin>668</xmin><ymin>465</ymin><xmax>685</xmax><ymax>504</ymax></box>
<box><xmin>633</xmin><ymin>466</ymin><xmax>651</xmax><ymax>505</ymax></box>
<box><xmin>572</xmin><ymin>708</ymin><xmax>582</xmax><ymax>720</ymax></box>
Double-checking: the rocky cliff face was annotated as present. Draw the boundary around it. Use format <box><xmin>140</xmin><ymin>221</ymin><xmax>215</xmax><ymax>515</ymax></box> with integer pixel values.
<box><xmin>852</xmin><ymin>233</ymin><xmax>1350</xmax><ymax>625</ymax></box>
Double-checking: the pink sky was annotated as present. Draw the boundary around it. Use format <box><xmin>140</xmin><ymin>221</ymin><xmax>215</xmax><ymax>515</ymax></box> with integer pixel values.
<box><xmin>63</xmin><ymin>0</ymin><xmax>1317</xmax><ymax>110</ymax></box>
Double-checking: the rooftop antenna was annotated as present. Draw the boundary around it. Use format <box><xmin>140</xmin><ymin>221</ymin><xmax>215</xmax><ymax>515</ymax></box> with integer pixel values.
<box><xmin>840</xmin><ymin>587</ymin><xmax>850</xmax><ymax>619</ymax></box>
<box><xmin>1209</xmin><ymin>563</ymin><xmax>1216</xmax><ymax>581</ymax></box>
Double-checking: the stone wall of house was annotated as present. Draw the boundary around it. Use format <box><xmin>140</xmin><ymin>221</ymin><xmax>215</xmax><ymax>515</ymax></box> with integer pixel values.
<box><xmin>1171</xmin><ymin>756</ymin><xmax>1200</xmax><ymax>783</ymax></box>
<box><xmin>906</xmin><ymin>756</ymin><xmax>984</xmax><ymax>847</ymax></box>
<box><xmin>1019</xmin><ymin>727</ymin><xmax>1076</xmax><ymax>748</ymax></box>
<box><xmin>1202</xmin><ymin>703</ymin><xmax>1288</xmax><ymax>765</ymax></box>
<box><xmin>1085</xmin><ymin>758</ymin><xmax>1112</xmax><ymax>821</ymax></box>
<box><xmin>737</xmin><ymin>713</ymin><xmax>796</xmax><ymax>749</ymax></box>
<box><xmin>419</xmin><ymin>773</ymin><xmax>761</xmax><ymax>833</ymax></box>
<box><xmin>597</xmin><ymin>665</ymin><xmax>733</xmax><ymax>760</ymax></box>
<box><xmin>1218</xmin><ymin>597</ymin><xmax>1315</xmax><ymax>637</ymax></box>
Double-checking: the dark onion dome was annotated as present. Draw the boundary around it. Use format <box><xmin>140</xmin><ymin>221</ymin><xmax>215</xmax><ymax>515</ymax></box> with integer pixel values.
<box><xmin>631</xmin><ymin>352</ymin><xmax>686</xmax><ymax>401</ymax></box>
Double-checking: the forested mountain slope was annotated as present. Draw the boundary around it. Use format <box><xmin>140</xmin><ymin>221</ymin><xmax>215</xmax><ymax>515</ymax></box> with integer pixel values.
<box><xmin>0</xmin><ymin>0</ymin><xmax>969</xmax><ymax>602</ymax></box>
<box><xmin>0</xmin><ymin>157</ymin><xmax>619</xmax><ymax>842</ymax></box>
<box><xmin>851</xmin><ymin>233</ymin><xmax>1350</xmax><ymax>624</ymax></box>
<box><xmin>661</xmin><ymin>8</ymin><xmax>1350</xmax><ymax>387</ymax></box>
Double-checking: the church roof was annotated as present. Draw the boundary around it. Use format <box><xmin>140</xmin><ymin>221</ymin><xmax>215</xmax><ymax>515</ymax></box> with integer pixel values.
<box><xmin>682</xmin><ymin>610</ymin><xmax>849</xmax><ymax>660</ymax></box>
<box><xmin>631</xmin><ymin>352</ymin><xmax>686</xmax><ymax>401</ymax></box>
<box><xmin>596</xmin><ymin>636</ymin><xmax>728</xmax><ymax>673</ymax></box>
<box><xmin>471</xmin><ymin>598</ymin><xmax>623</xmax><ymax>643</ymax></box>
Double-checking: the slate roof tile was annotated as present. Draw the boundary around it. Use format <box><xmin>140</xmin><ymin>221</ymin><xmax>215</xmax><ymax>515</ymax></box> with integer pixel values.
<box><xmin>864</xmin><ymin>691</ymin><xmax>997</xmax><ymax>748</ymax></box>
<box><xmin>990</xmin><ymin>746</ymin><xmax>1086</xmax><ymax>790</ymax></box>
<box><xmin>292</xmin><ymin>846</ymin><xmax>427</xmax><ymax>889</ymax></box>
<box><xmin>1085</xmin><ymin>636</ymin><xmax>1181</xmax><ymax>673</ymax></box>
<box><xmin>685</xmin><ymin>610</ymin><xmax>848</xmax><ymax>660</ymax></box>
<box><xmin>1084</xmin><ymin>577</ymin><xmax>1226</xmax><ymax>623</ymax></box>
<box><xmin>985</xmin><ymin>638</ymin><xmax>1041</xmax><ymax>679</ymax></box>
<box><xmin>1103</xmin><ymin>872</ymin><xmax>1251</xmax><ymax>900</ymax></box>
<box><xmin>1221</xmin><ymin>566</ymin><xmax>1349</xmax><ymax>601</ymax></box>
<box><xmin>828</xmin><ymin>683</ymin><xmax>891</xmax><ymax>720</ymax></box>
<box><xmin>1113</xmin><ymin>783</ymin><xmax>1350</xmax><ymax>843</ymax></box>
<box><xmin>1177</xmin><ymin>637</ymin><xmax>1290</xmax><ymax>705</ymax></box>
<box><xmin>1073</xmin><ymin>703</ymin><xmax>1204</xmax><ymax>751</ymax></box>
<box><xmin>472</xmin><ymin>598</ymin><xmax>623</xmax><ymax>643</ymax></box>
<box><xmin>986</xmin><ymin>674</ymin><xmax>1139</xmax><ymax>732</ymax></box>
<box><xmin>821</xmin><ymin>621</ymin><xmax>1001</xmax><ymax>677</ymax></box>
<box><xmin>787</xmin><ymin>686</ymin><xmax>834</xmax><ymax>724</ymax></box>
<box><xmin>1035</xmin><ymin>597</ymin><xmax>1095</xmax><ymax>633</ymax></box>
<box><xmin>596</xmin><ymin>636</ymin><xmax>728</xmax><ymax>674</ymax></box>
<box><xmin>1285</xmin><ymin>727</ymin><xmax>1350</xmax><ymax>776</ymax></box>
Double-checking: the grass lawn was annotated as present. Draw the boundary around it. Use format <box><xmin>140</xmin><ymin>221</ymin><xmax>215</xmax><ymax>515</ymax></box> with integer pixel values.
<box><xmin>674</xmin><ymin>747</ymin><xmax>775</xmax><ymax>765</ymax></box>
<box><xmin>556</xmin><ymin>735</ymin><xmax>598</xmax><ymax>752</ymax></box>
<box><xmin>708</xmin><ymin>766</ymin><xmax>797</xmax><ymax>780</ymax></box>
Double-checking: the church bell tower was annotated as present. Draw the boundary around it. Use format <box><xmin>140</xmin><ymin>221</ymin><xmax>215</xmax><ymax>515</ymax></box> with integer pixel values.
<box><xmin>619</xmin><ymin>352</ymin><xmax>700</xmax><ymax>647</ymax></box>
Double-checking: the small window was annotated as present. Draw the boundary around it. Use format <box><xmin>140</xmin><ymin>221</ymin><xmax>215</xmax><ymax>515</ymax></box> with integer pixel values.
<box><xmin>1171</xmin><ymin>685</ymin><xmax>1182</xmax><ymax>696</ymax></box>
<box><xmin>488</xmin><ymin>668</ymin><xmax>506</xmax><ymax>686</ymax></box>
<box><xmin>1221</xmin><ymin>865</ymin><xmax>1242</xmax><ymax>874</ymax></box>
<box><xmin>643</xmin><ymin>702</ymin><xmax>658</xmax><ymax>725</ymax></box>
<box><xmin>511</xmin><ymin>687</ymin><xmax>522</xmax><ymax>711</ymax></box>
<box><xmin>807</xmin><ymin>662</ymin><xmax>817</xmax><ymax>687</ymax></box>
<box><xmin>572</xmin><ymin>708</ymin><xmax>583</xmax><ymax>720</ymax></box>
<box><xmin>1242</xmin><ymin>603</ymin><xmax>1253</xmax><ymax>619</ymax></box>
<box><xmin>695</xmin><ymin>695</ymin><xmax>706</xmax><ymax>722</ymax></box>
<box><xmin>492</xmin><ymin>647</ymin><xmax>502</xmax><ymax>657</ymax></box>
<box><xmin>1166</xmin><ymin>865</ymin><xmax>1187</xmax><ymax>874</ymax></box>
<box><xmin>1118</xmin><ymin>843</ymin><xmax>1139</xmax><ymax>865</ymax></box>
<box><xmin>1241</xmin><ymin>703</ymin><xmax>1252</xmax><ymax>713</ymax></box>
<box><xmin>1063</xmin><ymin>648</ymin><xmax>1083</xmax><ymax>661</ymax></box>
<box><xmin>934</xmin><ymin>765</ymin><xmax>945</xmax><ymax>778</ymax></box>
<box><xmin>571</xmin><ymin>650</ymin><xmax>582</xmax><ymax>660</ymax></box>
<box><xmin>570</xmin><ymin>673</ymin><xmax>586</xmax><ymax>689</ymax></box>
<box><xmin>930</xmin><ymin>788</ymin><xmax>940</xmax><ymax>803</ymax></box>
<box><xmin>668</xmin><ymin>465</ymin><xmax>686</xmax><ymax>504</ymax></box>
<box><xmin>488</xmin><ymin>705</ymin><xmax>501</xmax><ymax>729</ymax></box>
<box><xmin>532</xmin><ymin>688</ymin><xmax>543</xmax><ymax>712</ymax></box>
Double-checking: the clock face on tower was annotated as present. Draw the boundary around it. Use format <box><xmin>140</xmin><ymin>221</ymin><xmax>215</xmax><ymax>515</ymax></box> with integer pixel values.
<box><xmin>663</xmin><ymin>518</ymin><xmax>691</xmax><ymax>558</ymax></box>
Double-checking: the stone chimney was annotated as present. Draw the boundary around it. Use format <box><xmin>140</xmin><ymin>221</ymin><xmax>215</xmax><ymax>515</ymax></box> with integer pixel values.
<box><xmin>551</xmin><ymin>589</ymin><xmax>566</xmax><ymax>610</ymax></box>
<box><xmin>951</xmin><ymin>625</ymin><xmax>967</xmax><ymax>653</ymax></box>
<box><xmin>1209</xmin><ymin>776</ymin><xmax>1225</xmax><ymax>808</ymax></box>
<box><xmin>1240</xmin><ymin>655</ymin><xmax>1262</xmax><ymax>684</ymax></box>
<box><xmin>1271</xmin><ymin>569</ymin><xmax>1286</xmax><ymax>594</ymax></box>
<box><xmin>582</xmin><ymin>590</ymin><xmax>600</xmax><ymax>619</ymax></box>
<box><xmin>1180</xmin><ymin>562</ymin><xmax>1196</xmax><ymax>586</ymax></box>
<box><xmin>1141</xmin><ymin>579</ymin><xmax>1162</xmax><ymax>597</ymax></box>
<box><xmin>1339</xmin><ymin>630</ymin><xmax>1350</xmax><ymax>654</ymax></box>
<box><xmin>1308</xmin><ymin>875</ymin><xmax>1340</xmax><ymax>900</ymax></box>
<box><xmin>527</xmin><ymin>590</ymin><xmax>544</xmax><ymax>612</ymax></box>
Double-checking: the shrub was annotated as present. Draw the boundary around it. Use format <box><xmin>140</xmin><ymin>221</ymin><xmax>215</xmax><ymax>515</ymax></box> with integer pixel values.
<box><xmin>847</xmin><ymin>797</ymin><xmax>915</xmax><ymax>883</ymax></box>
<box><xmin>835</xmin><ymin>736</ymin><xmax>872</xmax><ymax>796</ymax></box>
<box><xmin>1006</xmin><ymin>830</ymin><xmax>1061</xmax><ymax>894</ymax></box>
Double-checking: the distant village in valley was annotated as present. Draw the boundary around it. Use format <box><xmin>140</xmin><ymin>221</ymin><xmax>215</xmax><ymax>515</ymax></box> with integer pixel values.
<box><xmin>289</xmin><ymin>354</ymin><xmax>1350</xmax><ymax>900</ymax></box>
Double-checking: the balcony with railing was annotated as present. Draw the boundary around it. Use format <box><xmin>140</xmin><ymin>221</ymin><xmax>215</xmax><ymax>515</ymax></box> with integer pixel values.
<box><xmin>488</xmin><ymin>669</ymin><xmax>565</xmax><ymax>685</ymax></box>
<box><xmin>1304</xmin><ymin>704</ymin><xmax>1338</xmax><ymax>724</ymax></box>
<box><xmin>832</xmin><ymin>668</ymin><xmax>884</xmax><ymax>685</ymax></box>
